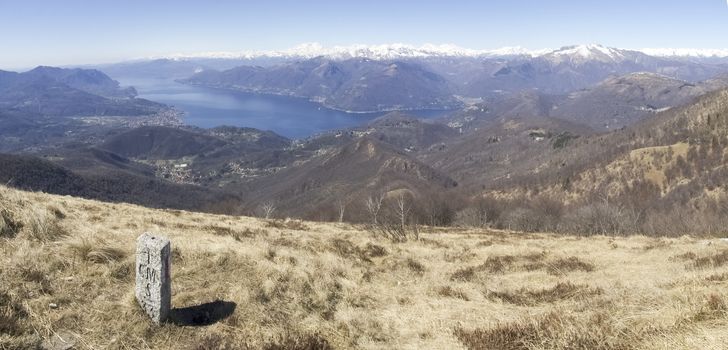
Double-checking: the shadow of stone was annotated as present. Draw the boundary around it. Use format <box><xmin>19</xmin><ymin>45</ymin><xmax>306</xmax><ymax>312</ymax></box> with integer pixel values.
<box><xmin>169</xmin><ymin>300</ymin><xmax>236</xmax><ymax>326</ymax></box>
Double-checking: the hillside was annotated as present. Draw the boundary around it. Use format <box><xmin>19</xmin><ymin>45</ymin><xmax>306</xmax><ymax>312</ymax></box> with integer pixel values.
<box><xmin>0</xmin><ymin>67</ymin><xmax>164</xmax><ymax>118</ymax></box>
<box><xmin>2</xmin><ymin>185</ymin><xmax>728</xmax><ymax>349</ymax></box>
<box><xmin>364</xmin><ymin>112</ymin><xmax>459</xmax><ymax>151</ymax></box>
<box><xmin>102</xmin><ymin>125</ymin><xmax>291</xmax><ymax>160</ymax></box>
<box><xmin>420</xmin><ymin>116</ymin><xmax>592</xmax><ymax>187</ymax></box>
<box><xmin>0</xmin><ymin>66</ymin><xmax>180</xmax><ymax>153</ymax></box>
<box><xmin>102</xmin><ymin>126</ymin><xmax>229</xmax><ymax>159</ymax></box>
<box><xmin>181</xmin><ymin>58</ymin><xmax>461</xmax><ymax>112</ymax></box>
<box><xmin>462</xmin><ymin>45</ymin><xmax>725</xmax><ymax>96</ymax></box>
<box><xmin>0</xmin><ymin>153</ymin><xmax>240</xmax><ymax>213</ymax></box>
<box><xmin>21</xmin><ymin>66</ymin><xmax>137</xmax><ymax>98</ymax></box>
<box><xmin>125</xmin><ymin>44</ymin><xmax>728</xmax><ymax>109</ymax></box>
<box><xmin>462</xmin><ymin>89</ymin><xmax>728</xmax><ymax>236</ymax></box>
<box><xmin>551</xmin><ymin>72</ymin><xmax>727</xmax><ymax>129</ymax></box>
<box><xmin>442</xmin><ymin>72</ymin><xmax>728</xmax><ymax>134</ymax></box>
<box><xmin>242</xmin><ymin>137</ymin><xmax>458</xmax><ymax>221</ymax></box>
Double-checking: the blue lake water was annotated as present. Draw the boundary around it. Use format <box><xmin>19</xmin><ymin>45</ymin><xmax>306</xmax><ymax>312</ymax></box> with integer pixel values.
<box><xmin>119</xmin><ymin>78</ymin><xmax>449</xmax><ymax>139</ymax></box>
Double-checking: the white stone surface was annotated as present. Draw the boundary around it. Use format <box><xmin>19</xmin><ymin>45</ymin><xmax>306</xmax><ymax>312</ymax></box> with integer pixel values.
<box><xmin>135</xmin><ymin>233</ymin><xmax>171</xmax><ymax>323</ymax></box>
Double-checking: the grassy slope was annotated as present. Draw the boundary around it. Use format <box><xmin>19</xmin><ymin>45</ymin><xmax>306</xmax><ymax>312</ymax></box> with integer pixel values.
<box><xmin>1</xmin><ymin>185</ymin><xmax>728</xmax><ymax>349</ymax></box>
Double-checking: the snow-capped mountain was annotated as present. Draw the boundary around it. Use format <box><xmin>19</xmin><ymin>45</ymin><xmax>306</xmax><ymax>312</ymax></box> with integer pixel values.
<box><xmin>457</xmin><ymin>44</ymin><xmax>728</xmax><ymax>95</ymax></box>
<box><xmin>640</xmin><ymin>48</ymin><xmax>728</xmax><ymax>58</ymax></box>
<box><xmin>101</xmin><ymin>42</ymin><xmax>728</xmax><ymax>113</ymax></box>
<box><xmin>145</xmin><ymin>43</ymin><xmax>728</xmax><ymax>63</ymax></box>
<box><xmin>541</xmin><ymin>44</ymin><xmax>635</xmax><ymax>65</ymax></box>
<box><xmin>153</xmin><ymin>43</ymin><xmax>727</xmax><ymax>63</ymax></box>
<box><xmin>154</xmin><ymin>43</ymin><xmax>551</xmax><ymax>61</ymax></box>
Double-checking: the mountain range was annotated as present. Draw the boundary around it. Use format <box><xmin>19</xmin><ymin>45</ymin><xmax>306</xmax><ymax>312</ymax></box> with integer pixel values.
<box><xmin>0</xmin><ymin>66</ymin><xmax>179</xmax><ymax>153</ymax></box>
<box><xmin>3</xmin><ymin>43</ymin><xmax>728</xmax><ymax>233</ymax></box>
<box><xmin>171</xmin><ymin>44</ymin><xmax>728</xmax><ymax>112</ymax></box>
<box><xmin>8</xmin><ymin>80</ymin><xmax>728</xmax><ymax>231</ymax></box>
<box><xmin>0</xmin><ymin>66</ymin><xmax>163</xmax><ymax>117</ymax></box>
<box><xmin>147</xmin><ymin>43</ymin><xmax>728</xmax><ymax>61</ymax></box>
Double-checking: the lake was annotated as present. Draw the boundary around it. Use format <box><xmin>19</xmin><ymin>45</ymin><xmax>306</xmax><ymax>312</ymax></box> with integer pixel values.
<box><xmin>118</xmin><ymin>78</ymin><xmax>449</xmax><ymax>139</ymax></box>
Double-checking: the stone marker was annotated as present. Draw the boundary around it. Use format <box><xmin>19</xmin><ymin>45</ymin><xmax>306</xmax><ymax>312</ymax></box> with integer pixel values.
<box><xmin>135</xmin><ymin>233</ymin><xmax>171</xmax><ymax>323</ymax></box>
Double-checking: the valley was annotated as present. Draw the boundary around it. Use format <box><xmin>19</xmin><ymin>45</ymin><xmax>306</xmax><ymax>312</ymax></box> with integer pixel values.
<box><xmin>117</xmin><ymin>77</ymin><xmax>450</xmax><ymax>138</ymax></box>
<box><xmin>3</xmin><ymin>0</ymin><xmax>728</xmax><ymax>348</ymax></box>
<box><xmin>4</xmin><ymin>44</ymin><xmax>728</xmax><ymax>234</ymax></box>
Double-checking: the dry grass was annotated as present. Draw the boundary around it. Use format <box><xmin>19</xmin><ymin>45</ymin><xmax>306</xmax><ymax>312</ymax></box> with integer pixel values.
<box><xmin>265</xmin><ymin>219</ymin><xmax>309</xmax><ymax>231</ymax></box>
<box><xmin>451</xmin><ymin>253</ymin><xmax>594</xmax><ymax>281</ymax></box>
<box><xmin>456</xmin><ymin>292</ymin><xmax>727</xmax><ymax>350</ymax></box>
<box><xmin>204</xmin><ymin>224</ymin><xmax>266</xmax><ymax>241</ymax></box>
<box><xmin>524</xmin><ymin>256</ymin><xmax>596</xmax><ymax>275</ymax></box>
<box><xmin>674</xmin><ymin>248</ymin><xmax>728</xmax><ymax>269</ymax></box>
<box><xmin>436</xmin><ymin>286</ymin><xmax>470</xmax><ymax>301</ymax></box>
<box><xmin>1</xmin><ymin>184</ymin><xmax>728</xmax><ymax>349</ymax></box>
<box><xmin>25</xmin><ymin>206</ymin><xmax>67</xmax><ymax>241</ymax></box>
<box><xmin>692</xmin><ymin>250</ymin><xmax>728</xmax><ymax>269</ymax></box>
<box><xmin>66</xmin><ymin>236</ymin><xmax>127</xmax><ymax>264</ymax></box>
<box><xmin>454</xmin><ymin>311</ymin><xmax>633</xmax><ymax>350</ymax></box>
<box><xmin>0</xmin><ymin>209</ymin><xmax>22</xmax><ymax>238</ymax></box>
<box><xmin>485</xmin><ymin>281</ymin><xmax>602</xmax><ymax>306</ymax></box>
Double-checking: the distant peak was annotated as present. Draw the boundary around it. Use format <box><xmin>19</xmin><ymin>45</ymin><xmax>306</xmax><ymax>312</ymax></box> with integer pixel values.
<box><xmin>143</xmin><ymin>43</ymin><xmax>728</xmax><ymax>62</ymax></box>
<box><xmin>150</xmin><ymin>43</ymin><xmax>553</xmax><ymax>61</ymax></box>
<box><xmin>541</xmin><ymin>44</ymin><xmax>635</xmax><ymax>64</ymax></box>
<box><xmin>550</xmin><ymin>44</ymin><xmax>621</xmax><ymax>56</ymax></box>
<box><xmin>640</xmin><ymin>48</ymin><xmax>728</xmax><ymax>58</ymax></box>
<box><xmin>29</xmin><ymin>65</ymin><xmax>63</xmax><ymax>72</ymax></box>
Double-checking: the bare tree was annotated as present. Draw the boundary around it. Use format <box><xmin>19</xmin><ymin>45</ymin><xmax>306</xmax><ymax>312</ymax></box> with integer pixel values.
<box><xmin>336</xmin><ymin>198</ymin><xmax>348</xmax><ymax>223</ymax></box>
<box><xmin>259</xmin><ymin>201</ymin><xmax>277</xmax><ymax>219</ymax></box>
<box><xmin>367</xmin><ymin>192</ymin><xmax>415</xmax><ymax>242</ymax></box>
<box><xmin>365</xmin><ymin>193</ymin><xmax>384</xmax><ymax>225</ymax></box>
<box><xmin>419</xmin><ymin>193</ymin><xmax>456</xmax><ymax>227</ymax></box>
<box><xmin>474</xmin><ymin>201</ymin><xmax>489</xmax><ymax>228</ymax></box>
<box><xmin>396</xmin><ymin>193</ymin><xmax>411</xmax><ymax>234</ymax></box>
<box><xmin>456</xmin><ymin>207</ymin><xmax>488</xmax><ymax>228</ymax></box>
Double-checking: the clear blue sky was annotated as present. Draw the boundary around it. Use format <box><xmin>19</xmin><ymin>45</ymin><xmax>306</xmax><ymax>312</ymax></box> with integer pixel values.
<box><xmin>1</xmin><ymin>0</ymin><xmax>727</xmax><ymax>69</ymax></box>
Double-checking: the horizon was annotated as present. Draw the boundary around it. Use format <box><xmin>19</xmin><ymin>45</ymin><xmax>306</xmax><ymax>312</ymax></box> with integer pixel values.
<box><xmin>1</xmin><ymin>0</ymin><xmax>728</xmax><ymax>69</ymax></box>
<box><xmin>5</xmin><ymin>2</ymin><xmax>728</xmax><ymax>347</ymax></box>
<box><xmin>3</xmin><ymin>42</ymin><xmax>728</xmax><ymax>72</ymax></box>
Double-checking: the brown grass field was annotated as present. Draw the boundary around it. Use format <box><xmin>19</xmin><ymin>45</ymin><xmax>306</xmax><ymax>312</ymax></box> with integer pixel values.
<box><xmin>1</xmin><ymin>184</ymin><xmax>728</xmax><ymax>349</ymax></box>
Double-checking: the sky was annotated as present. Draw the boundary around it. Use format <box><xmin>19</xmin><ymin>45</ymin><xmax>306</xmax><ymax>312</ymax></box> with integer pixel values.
<box><xmin>0</xmin><ymin>0</ymin><xmax>727</xmax><ymax>69</ymax></box>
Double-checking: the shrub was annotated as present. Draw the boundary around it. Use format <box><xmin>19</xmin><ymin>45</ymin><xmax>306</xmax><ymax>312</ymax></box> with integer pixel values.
<box><xmin>558</xmin><ymin>202</ymin><xmax>638</xmax><ymax>236</ymax></box>
<box><xmin>370</xmin><ymin>220</ymin><xmax>417</xmax><ymax>242</ymax></box>
<box><xmin>501</xmin><ymin>208</ymin><xmax>541</xmax><ymax>232</ymax></box>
